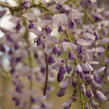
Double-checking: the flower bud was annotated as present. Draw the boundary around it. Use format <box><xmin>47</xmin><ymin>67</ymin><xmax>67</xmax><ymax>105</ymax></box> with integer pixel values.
<box><xmin>66</xmin><ymin>65</ymin><xmax>72</xmax><ymax>73</ymax></box>
<box><xmin>48</xmin><ymin>55</ymin><xmax>55</xmax><ymax>65</ymax></box>
<box><xmin>86</xmin><ymin>89</ymin><xmax>93</xmax><ymax>98</ymax></box>
<box><xmin>52</xmin><ymin>46</ymin><xmax>59</xmax><ymax>54</ymax></box>
<box><xmin>68</xmin><ymin>51</ymin><xmax>74</xmax><ymax>60</ymax></box>
<box><xmin>57</xmin><ymin>88</ymin><xmax>66</xmax><ymax>97</ymax></box>
<box><xmin>91</xmin><ymin>99</ymin><xmax>99</xmax><ymax>109</ymax></box>
<box><xmin>57</xmin><ymin>66</ymin><xmax>66</xmax><ymax>82</ymax></box>
<box><xmin>81</xmin><ymin>63</ymin><xmax>93</xmax><ymax>73</ymax></box>
<box><xmin>22</xmin><ymin>1</ymin><xmax>30</xmax><ymax>8</ymax></box>
<box><xmin>0</xmin><ymin>45</ymin><xmax>5</xmax><ymax>52</ymax></box>
<box><xmin>92</xmin><ymin>81</ymin><xmax>102</xmax><ymax>89</ymax></box>
<box><xmin>85</xmin><ymin>103</ymin><xmax>90</xmax><ymax>109</ymax></box>
<box><xmin>60</xmin><ymin>79</ymin><xmax>69</xmax><ymax>89</ymax></box>
<box><xmin>95</xmin><ymin>90</ymin><xmax>107</xmax><ymax>101</ymax></box>
<box><xmin>80</xmin><ymin>83</ymin><xmax>86</xmax><ymax>94</ymax></box>
<box><xmin>62</xmin><ymin>99</ymin><xmax>72</xmax><ymax>109</ymax></box>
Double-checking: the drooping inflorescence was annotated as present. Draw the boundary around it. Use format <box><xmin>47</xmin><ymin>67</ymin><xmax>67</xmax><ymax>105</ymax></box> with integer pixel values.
<box><xmin>0</xmin><ymin>0</ymin><xmax>109</xmax><ymax>109</ymax></box>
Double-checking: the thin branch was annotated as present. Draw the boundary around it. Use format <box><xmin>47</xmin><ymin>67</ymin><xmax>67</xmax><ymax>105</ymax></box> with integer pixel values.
<box><xmin>0</xmin><ymin>1</ymin><xmax>17</xmax><ymax>9</ymax></box>
<box><xmin>43</xmin><ymin>52</ymin><xmax>49</xmax><ymax>96</ymax></box>
<box><xmin>31</xmin><ymin>3</ymin><xmax>54</xmax><ymax>15</ymax></box>
<box><xmin>0</xmin><ymin>1</ymin><xmax>54</xmax><ymax>15</ymax></box>
<box><xmin>78</xmin><ymin>74</ymin><xmax>85</xmax><ymax>109</ymax></box>
<box><xmin>65</xmin><ymin>29</ymin><xmax>73</xmax><ymax>42</ymax></box>
<box><xmin>22</xmin><ymin>18</ymin><xmax>33</xmax><ymax>109</ymax></box>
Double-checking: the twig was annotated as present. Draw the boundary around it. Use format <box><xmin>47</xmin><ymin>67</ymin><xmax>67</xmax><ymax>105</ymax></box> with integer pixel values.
<box><xmin>43</xmin><ymin>52</ymin><xmax>49</xmax><ymax>96</ymax></box>
<box><xmin>0</xmin><ymin>1</ymin><xmax>54</xmax><ymax>15</ymax></box>
<box><xmin>0</xmin><ymin>1</ymin><xmax>16</xmax><ymax>9</ymax></box>
<box><xmin>22</xmin><ymin>18</ymin><xmax>33</xmax><ymax>109</ymax></box>
<box><xmin>78</xmin><ymin>74</ymin><xmax>85</xmax><ymax>109</ymax></box>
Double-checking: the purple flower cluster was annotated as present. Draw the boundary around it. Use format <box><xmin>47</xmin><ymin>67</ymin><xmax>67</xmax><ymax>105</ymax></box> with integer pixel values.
<box><xmin>0</xmin><ymin>0</ymin><xmax>109</xmax><ymax>109</ymax></box>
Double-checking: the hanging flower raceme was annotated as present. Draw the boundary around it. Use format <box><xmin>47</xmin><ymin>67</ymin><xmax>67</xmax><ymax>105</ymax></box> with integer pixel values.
<box><xmin>0</xmin><ymin>0</ymin><xmax>109</xmax><ymax>109</ymax></box>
